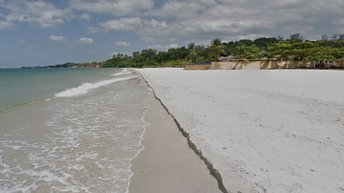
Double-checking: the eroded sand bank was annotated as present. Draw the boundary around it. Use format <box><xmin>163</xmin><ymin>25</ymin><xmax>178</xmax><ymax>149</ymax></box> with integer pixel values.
<box><xmin>129</xmin><ymin>91</ymin><xmax>222</xmax><ymax>193</ymax></box>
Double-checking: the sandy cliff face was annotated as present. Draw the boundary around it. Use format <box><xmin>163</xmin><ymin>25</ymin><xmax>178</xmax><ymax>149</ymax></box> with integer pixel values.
<box><xmin>211</xmin><ymin>60</ymin><xmax>344</xmax><ymax>70</ymax></box>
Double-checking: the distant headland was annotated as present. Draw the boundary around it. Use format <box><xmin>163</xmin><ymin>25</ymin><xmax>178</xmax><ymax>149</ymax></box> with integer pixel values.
<box><xmin>21</xmin><ymin>62</ymin><xmax>102</xmax><ymax>69</ymax></box>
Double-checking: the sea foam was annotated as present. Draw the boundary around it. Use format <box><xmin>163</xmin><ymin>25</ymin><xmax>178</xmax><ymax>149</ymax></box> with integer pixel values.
<box><xmin>55</xmin><ymin>75</ymin><xmax>136</xmax><ymax>98</ymax></box>
<box><xmin>0</xmin><ymin>68</ymin><xmax>146</xmax><ymax>193</ymax></box>
<box><xmin>112</xmin><ymin>69</ymin><xmax>134</xmax><ymax>76</ymax></box>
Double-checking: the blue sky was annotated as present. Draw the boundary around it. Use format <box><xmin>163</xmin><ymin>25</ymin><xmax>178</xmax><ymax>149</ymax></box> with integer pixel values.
<box><xmin>0</xmin><ymin>0</ymin><xmax>343</xmax><ymax>68</ymax></box>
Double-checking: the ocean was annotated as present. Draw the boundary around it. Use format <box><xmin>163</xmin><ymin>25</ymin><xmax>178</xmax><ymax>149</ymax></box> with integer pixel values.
<box><xmin>0</xmin><ymin>68</ymin><xmax>149</xmax><ymax>193</ymax></box>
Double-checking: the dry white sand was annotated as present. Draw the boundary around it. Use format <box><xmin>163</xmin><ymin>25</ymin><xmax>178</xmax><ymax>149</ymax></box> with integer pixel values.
<box><xmin>129</xmin><ymin>92</ymin><xmax>222</xmax><ymax>193</ymax></box>
<box><xmin>137</xmin><ymin>68</ymin><xmax>344</xmax><ymax>193</ymax></box>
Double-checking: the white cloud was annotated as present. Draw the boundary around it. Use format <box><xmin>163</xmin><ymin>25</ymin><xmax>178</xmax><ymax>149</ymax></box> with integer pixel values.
<box><xmin>0</xmin><ymin>21</ymin><xmax>12</xmax><ymax>30</ymax></box>
<box><xmin>2</xmin><ymin>1</ymin><xmax>72</xmax><ymax>28</ymax></box>
<box><xmin>96</xmin><ymin>17</ymin><xmax>169</xmax><ymax>33</ymax></box>
<box><xmin>99</xmin><ymin>17</ymin><xmax>142</xmax><ymax>31</ymax></box>
<box><xmin>49</xmin><ymin>35</ymin><xmax>64</xmax><ymax>41</ymax></box>
<box><xmin>143</xmin><ymin>19</ymin><xmax>168</xmax><ymax>28</ymax></box>
<box><xmin>148</xmin><ymin>43</ymin><xmax>179</xmax><ymax>50</ymax></box>
<box><xmin>168</xmin><ymin>43</ymin><xmax>179</xmax><ymax>48</ymax></box>
<box><xmin>1</xmin><ymin>0</ymin><xmax>344</xmax><ymax>49</ymax></box>
<box><xmin>87</xmin><ymin>26</ymin><xmax>102</xmax><ymax>33</ymax></box>
<box><xmin>79</xmin><ymin>37</ymin><xmax>94</xmax><ymax>45</ymax></box>
<box><xmin>69</xmin><ymin>0</ymin><xmax>153</xmax><ymax>16</ymax></box>
<box><xmin>114</xmin><ymin>41</ymin><xmax>131</xmax><ymax>46</ymax></box>
<box><xmin>135</xmin><ymin>0</ymin><xmax>344</xmax><ymax>44</ymax></box>
<box><xmin>79</xmin><ymin>13</ymin><xmax>91</xmax><ymax>20</ymax></box>
<box><xmin>150</xmin><ymin>0</ymin><xmax>216</xmax><ymax>19</ymax></box>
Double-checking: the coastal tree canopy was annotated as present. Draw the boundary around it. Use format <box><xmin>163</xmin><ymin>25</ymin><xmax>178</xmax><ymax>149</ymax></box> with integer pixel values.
<box><xmin>102</xmin><ymin>33</ymin><xmax>344</xmax><ymax>68</ymax></box>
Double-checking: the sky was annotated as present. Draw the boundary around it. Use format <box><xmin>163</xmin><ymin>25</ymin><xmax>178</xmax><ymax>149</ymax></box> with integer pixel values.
<box><xmin>0</xmin><ymin>0</ymin><xmax>343</xmax><ymax>68</ymax></box>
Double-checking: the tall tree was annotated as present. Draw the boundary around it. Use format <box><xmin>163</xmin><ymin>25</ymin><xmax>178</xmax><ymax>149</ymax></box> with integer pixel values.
<box><xmin>187</xmin><ymin>42</ymin><xmax>198</xmax><ymax>63</ymax></box>
<box><xmin>289</xmin><ymin>33</ymin><xmax>303</xmax><ymax>41</ymax></box>
<box><xmin>321</xmin><ymin>34</ymin><xmax>329</xmax><ymax>41</ymax></box>
<box><xmin>208</xmin><ymin>38</ymin><xmax>225</xmax><ymax>61</ymax></box>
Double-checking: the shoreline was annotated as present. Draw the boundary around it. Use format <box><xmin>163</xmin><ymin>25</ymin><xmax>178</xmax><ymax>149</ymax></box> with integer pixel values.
<box><xmin>128</xmin><ymin>85</ymin><xmax>222</xmax><ymax>193</ymax></box>
<box><xmin>142</xmin><ymin>74</ymin><xmax>228</xmax><ymax>193</ymax></box>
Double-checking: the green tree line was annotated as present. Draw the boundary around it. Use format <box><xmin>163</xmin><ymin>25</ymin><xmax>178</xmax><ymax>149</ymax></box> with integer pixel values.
<box><xmin>102</xmin><ymin>33</ymin><xmax>344</xmax><ymax>68</ymax></box>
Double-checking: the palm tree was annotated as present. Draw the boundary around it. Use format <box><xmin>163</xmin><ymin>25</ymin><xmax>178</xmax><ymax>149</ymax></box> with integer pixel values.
<box><xmin>209</xmin><ymin>38</ymin><xmax>225</xmax><ymax>61</ymax></box>
<box><xmin>187</xmin><ymin>42</ymin><xmax>198</xmax><ymax>63</ymax></box>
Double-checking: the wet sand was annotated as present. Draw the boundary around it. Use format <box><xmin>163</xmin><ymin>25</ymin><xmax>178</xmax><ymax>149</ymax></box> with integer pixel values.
<box><xmin>129</xmin><ymin>93</ymin><xmax>222</xmax><ymax>193</ymax></box>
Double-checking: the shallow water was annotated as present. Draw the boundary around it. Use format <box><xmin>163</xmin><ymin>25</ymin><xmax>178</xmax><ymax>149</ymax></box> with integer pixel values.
<box><xmin>0</xmin><ymin>68</ymin><xmax>120</xmax><ymax>112</ymax></box>
<box><xmin>0</xmin><ymin>69</ymin><xmax>149</xmax><ymax>193</ymax></box>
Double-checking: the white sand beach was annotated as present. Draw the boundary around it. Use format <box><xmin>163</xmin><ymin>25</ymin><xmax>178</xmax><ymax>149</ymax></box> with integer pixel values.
<box><xmin>129</xmin><ymin>93</ymin><xmax>221</xmax><ymax>193</ymax></box>
<box><xmin>137</xmin><ymin>68</ymin><xmax>344</xmax><ymax>193</ymax></box>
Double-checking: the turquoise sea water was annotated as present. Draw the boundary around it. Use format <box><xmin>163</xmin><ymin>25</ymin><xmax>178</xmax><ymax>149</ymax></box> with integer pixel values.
<box><xmin>0</xmin><ymin>68</ymin><xmax>119</xmax><ymax>112</ymax></box>
<box><xmin>0</xmin><ymin>68</ymin><xmax>149</xmax><ymax>192</ymax></box>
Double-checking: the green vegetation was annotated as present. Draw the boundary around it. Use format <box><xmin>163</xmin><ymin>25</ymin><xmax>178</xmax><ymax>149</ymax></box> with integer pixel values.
<box><xmin>102</xmin><ymin>33</ymin><xmax>344</xmax><ymax>68</ymax></box>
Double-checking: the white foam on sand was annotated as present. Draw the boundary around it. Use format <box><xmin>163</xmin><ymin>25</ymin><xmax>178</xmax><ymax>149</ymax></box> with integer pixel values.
<box><xmin>55</xmin><ymin>75</ymin><xmax>136</xmax><ymax>98</ymax></box>
<box><xmin>0</xmin><ymin>74</ymin><xmax>149</xmax><ymax>193</ymax></box>
<box><xmin>138</xmin><ymin>68</ymin><xmax>344</xmax><ymax>193</ymax></box>
<box><xmin>112</xmin><ymin>68</ymin><xmax>134</xmax><ymax>76</ymax></box>
<box><xmin>126</xmin><ymin>93</ymin><xmax>152</xmax><ymax>193</ymax></box>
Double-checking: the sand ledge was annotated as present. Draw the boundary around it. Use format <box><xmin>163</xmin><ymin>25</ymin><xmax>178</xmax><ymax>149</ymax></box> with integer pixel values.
<box><xmin>144</xmin><ymin>78</ymin><xmax>229</xmax><ymax>193</ymax></box>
